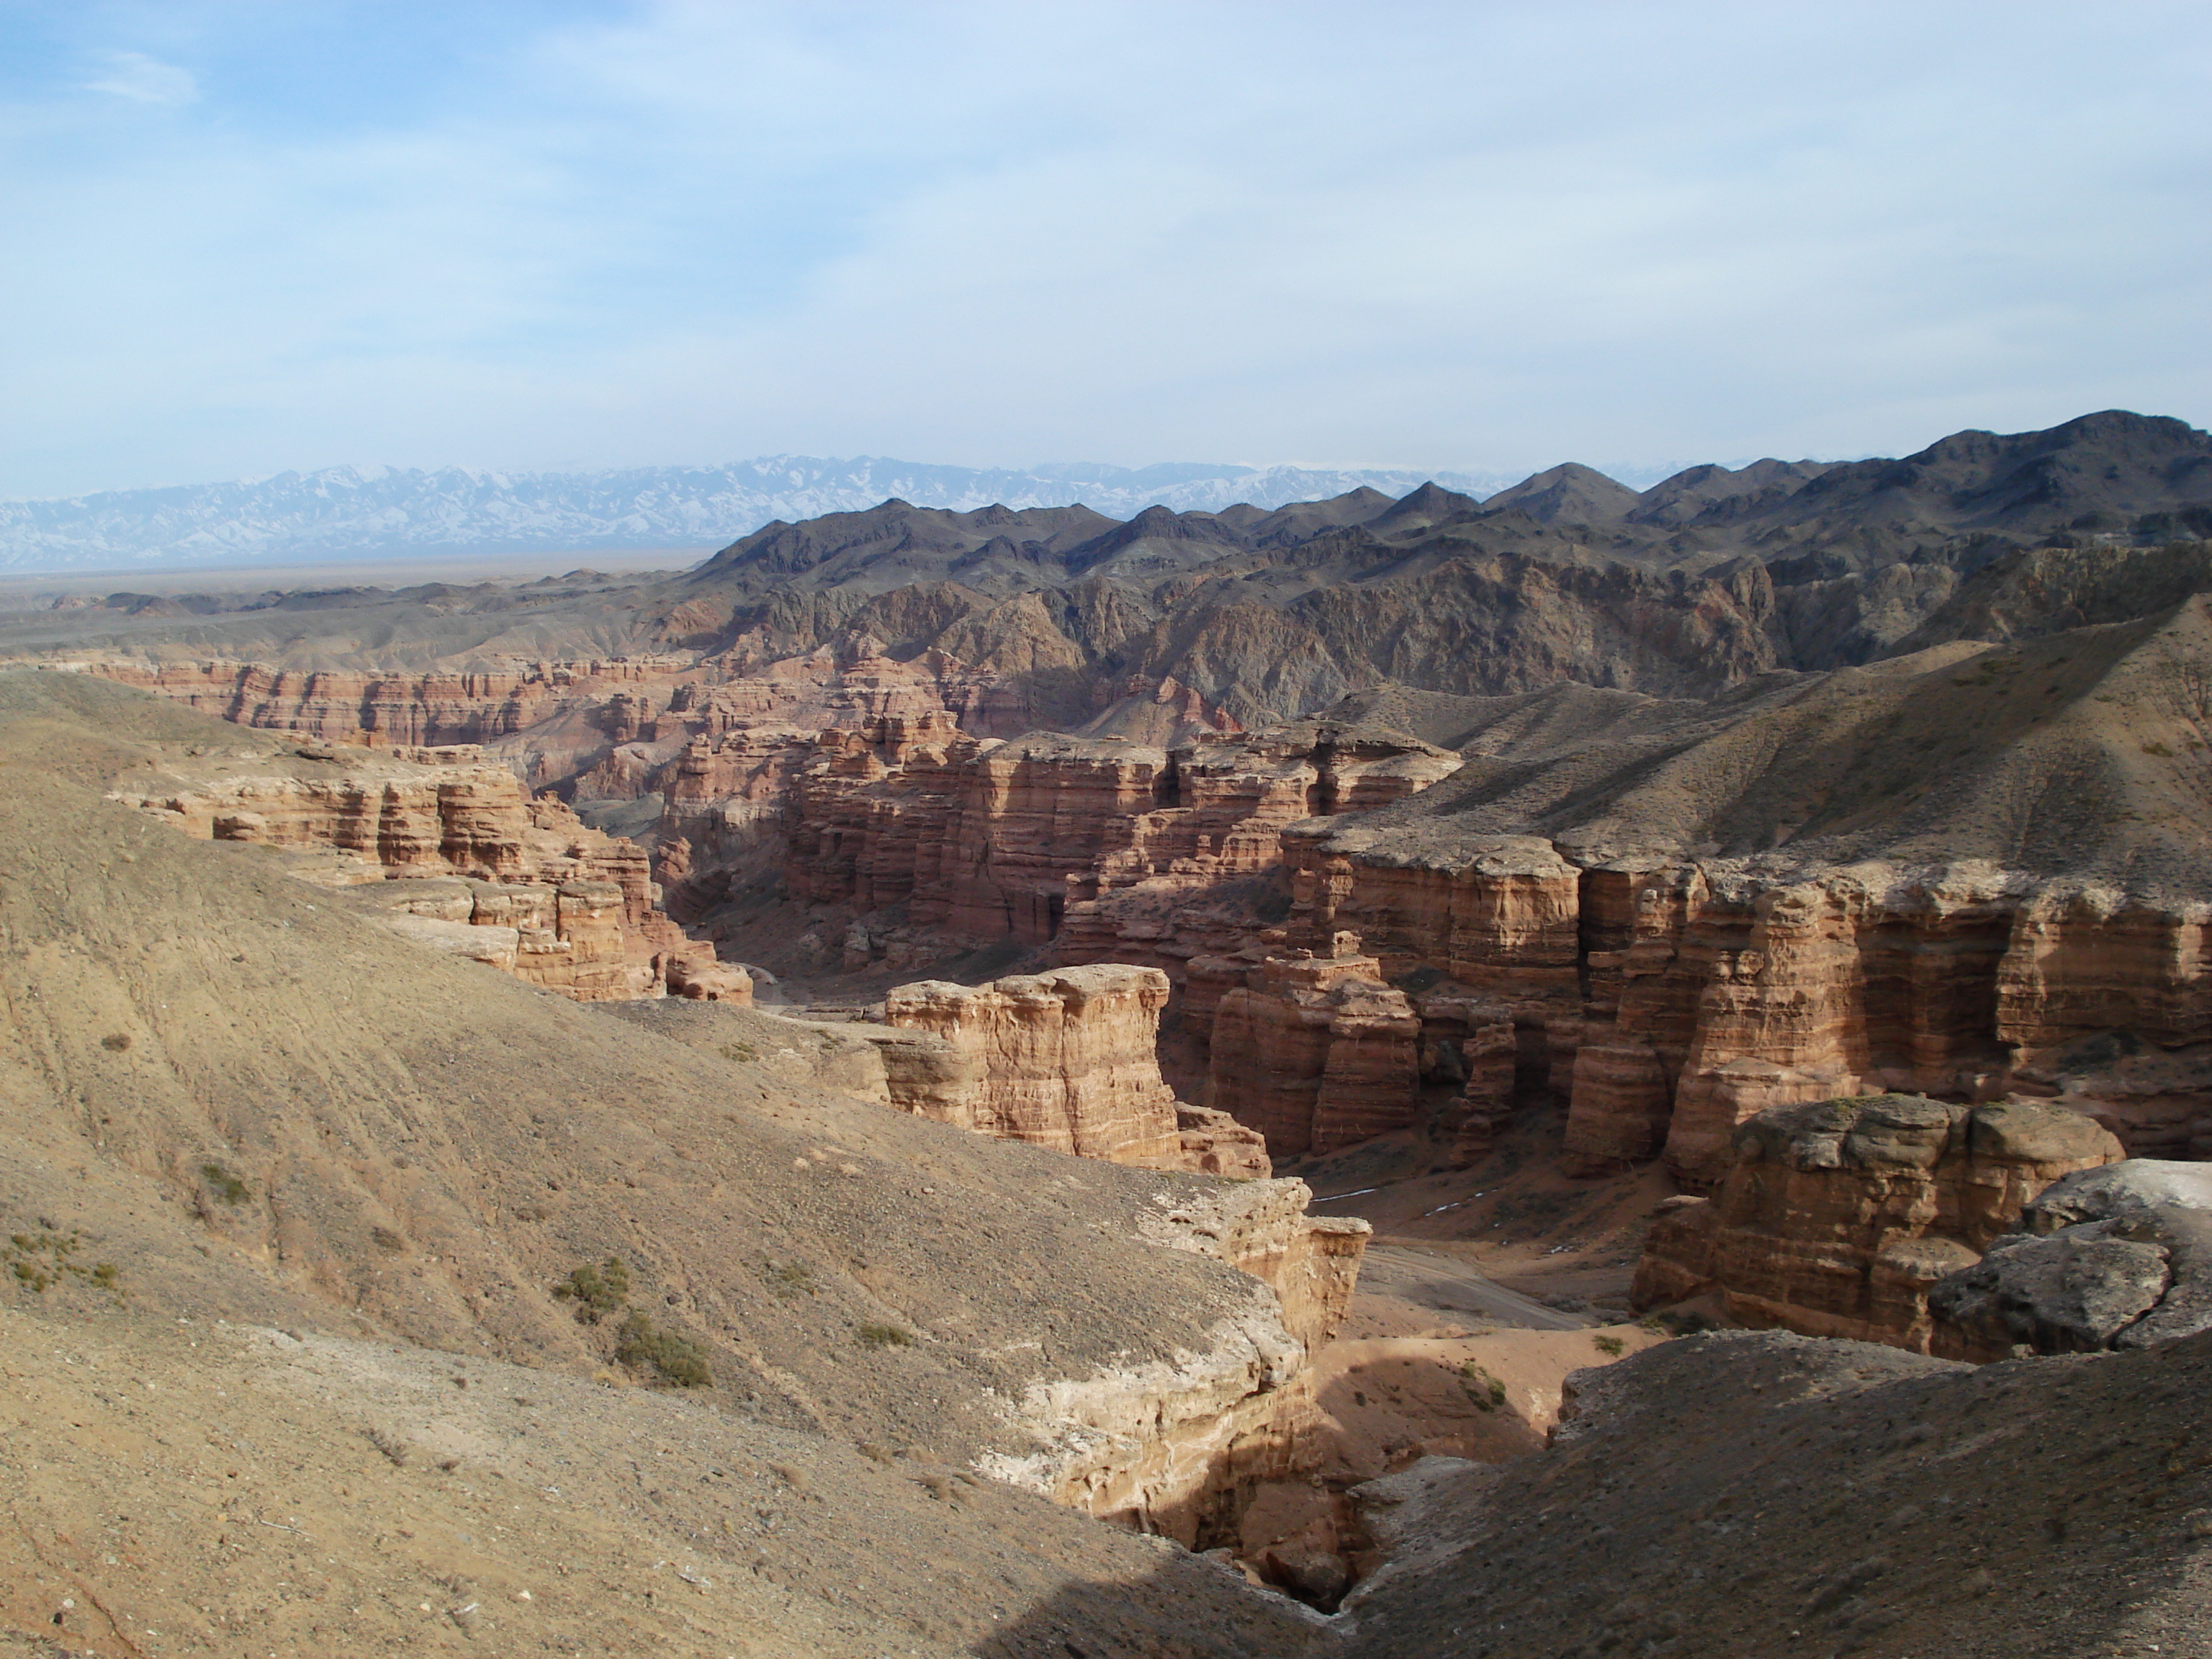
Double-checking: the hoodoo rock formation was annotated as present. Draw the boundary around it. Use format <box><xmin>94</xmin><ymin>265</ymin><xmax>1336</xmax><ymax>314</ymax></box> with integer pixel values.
<box><xmin>875</xmin><ymin>964</ymin><xmax>1269</xmax><ymax>1177</ymax></box>
<box><xmin>107</xmin><ymin>739</ymin><xmax>743</xmax><ymax>1002</ymax></box>
<box><xmin>1632</xmin><ymin>1093</ymin><xmax>2123</xmax><ymax>1349</ymax></box>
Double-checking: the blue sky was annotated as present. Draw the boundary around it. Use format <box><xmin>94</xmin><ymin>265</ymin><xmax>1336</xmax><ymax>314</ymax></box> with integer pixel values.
<box><xmin>4</xmin><ymin>1</ymin><xmax>2208</xmax><ymax>498</ymax></box>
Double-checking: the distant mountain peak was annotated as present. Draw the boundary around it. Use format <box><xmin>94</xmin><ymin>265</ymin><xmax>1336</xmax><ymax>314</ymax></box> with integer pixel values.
<box><xmin>0</xmin><ymin>454</ymin><xmax>1510</xmax><ymax>572</ymax></box>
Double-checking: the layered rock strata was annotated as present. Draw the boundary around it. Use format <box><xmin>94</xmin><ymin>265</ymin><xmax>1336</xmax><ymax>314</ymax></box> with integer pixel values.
<box><xmin>1274</xmin><ymin>819</ymin><xmax>2212</xmax><ymax>1187</ymax></box>
<box><xmin>1632</xmin><ymin>1093</ymin><xmax>2123</xmax><ymax>1349</ymax></box>
<box><xmin>70</xmin><ymin>648</ymin><xmax>1051</xmax><ymax>754</ymax></box>
<box><xmin>983</xmin><ymin>1179</ymin><xmax>1370</xmax><ymax>1539</ymax></box>
<box><xmin>770</xmin><ymin>721</ymin><xmax>1457</xmax><ymax>954</ymax></box>
<box><xmin>112</xmin><ymin>744</ymin><xmax>738</xmax><ymax>1002</ymax></box>
<box><xmin>876</xmin><ymin>965</ymin><xmax>1267</xmax><ymax>1177</ymax></box>
<box><xmin>79</xmin><ymin>658</ymin><xmax>2212</xmax><ymax>1186</ymax></box>
<box><xmin>1205</xmin><ymin>940</ymin><xmax>1424</xmax><ymax>1161</ymax></box>
<box><xmin>778</xmin><ymin>733</ymin><xmax>2212</xmax><ymax>1184</ymax></box>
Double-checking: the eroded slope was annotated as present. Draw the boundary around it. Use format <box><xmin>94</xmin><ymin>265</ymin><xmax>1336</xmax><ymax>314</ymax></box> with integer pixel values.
<box><xmin>1346</xmin><ymin>1330</ymin><xmax>2212</xmax><ymax>1659</ymax></box>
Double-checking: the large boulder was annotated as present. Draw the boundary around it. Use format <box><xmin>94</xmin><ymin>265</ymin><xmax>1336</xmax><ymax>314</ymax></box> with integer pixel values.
<box><xmin>1929</xmin><ymin>1158</ymin><xmax>2212</xmax><ymax>1359</ymax></box>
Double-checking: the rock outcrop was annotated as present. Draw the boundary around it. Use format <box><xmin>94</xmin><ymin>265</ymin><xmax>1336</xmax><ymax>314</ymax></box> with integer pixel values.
<box><xmin>1271</xmin><ymin>819</ymin><xmax>2212</xmax><ymax>1187</ymax></box>
<box><xmin>111</xmin><ymin>742</ymin><xmax>738</xmax><ymax>1002</ymax></box>
<box><xmin>1928</xmin><ymin>1158</ymin><xmax>2212</xmax><ymax>1360</ymax></box>
<box><xmin>1206</xmin><ymin>939</ymin><xmax>1424</xmax><ymax>1161</ymax></box>
<box><xmin>1631</xmin><ymin>1094</ymin><xmax>2123</xmax><ymax>1349</ymax></box>
<box><xmin>984</xmin><ymin>1179</ymin><xmax>1371</xmax><ymax>1540</ymax></box>
<box><xmin>1136</xmin><ymin>1179</ymin><xmax>1372</xmax><ymax>1349</ymax></box>
<box><xmin>770</xmin><ymin>721</ymin><xmax>1457</xmax><ymax>957</ymax></box>
<box><xmin>880</xmin><ymin>966</ymin><xmax>1187</xmax><ymax>1165</ymax></box>
<box><xmin>877</xmin><ymin>965</ymin><xmax>1267</xmax><ymax>1177</ymax></box>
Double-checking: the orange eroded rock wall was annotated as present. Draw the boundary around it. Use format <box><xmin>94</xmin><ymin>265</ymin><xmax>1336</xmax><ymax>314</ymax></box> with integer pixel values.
<box><xmin>113</xmin><ymin>748</ymin><xmax>739</xmax><ymax>1003</ymax></box>
<box><xmin>1631</xmin><ymin>1094</ymin><xmax>2123</xmax><ymax>1350</ymax></box>
<box><xmin>881</xmin><ymin>966</ymin><xmax>1193</xmax><ymax>1167</ymax></box>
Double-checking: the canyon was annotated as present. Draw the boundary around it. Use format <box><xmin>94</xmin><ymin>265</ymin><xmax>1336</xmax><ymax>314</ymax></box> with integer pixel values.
<box><xmin>6</xmin><ymin>411</ymin><xmax>2212</xmax><ymax>1655</ymax></box>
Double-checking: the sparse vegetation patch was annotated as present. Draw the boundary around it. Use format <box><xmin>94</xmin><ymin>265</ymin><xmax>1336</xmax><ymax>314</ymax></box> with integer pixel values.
<box><xmin>616</xmin><ymin>1311</ymin><xmax>712</xmax><ymax>1386</ymax></box>
<box><xmin>856</xmin><ymin>1322</ymin><xmax>914</xmax><ymax>1350</ymax></box>
<box><xmin>1460</xmin><ymin>1361</ymin><xmax>1507</xmax><ymax>1412</ymax></box>
<box><xmin>552</xmin><ymin>1256</ymin><xmax>631</xmax><ymax>1322</ymax></box>
<box><xmin>199</xmin><ymin>1161</ymin><xmax>250</xmax><ymax>1205</ymax></box>
<box><xmin>6</xmin><ymin>1228</ymin><xmax>122</xmax><ymax>1299</ymax></box>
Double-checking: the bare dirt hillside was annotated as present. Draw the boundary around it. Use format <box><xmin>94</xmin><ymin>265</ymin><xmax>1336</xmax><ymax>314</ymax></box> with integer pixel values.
<box><xmin>0</xmin><ymin>1301</ymin><xmax>1321</xmax><ymax>1659</ymax></box>
<box><xmin>1344</xmin><ymin>1329</ymin><xmax>2212</xmax><ymax>1659</ymax></box>
<box><xmin>0</xmin><ymin>670</ymin><xmax>1331</xmax><ymax>1656</ymax></box>
<box><xmin>1327</xmin><ymin>593</ymin><xmax>2212</xmax><ymax>893</ymax></box>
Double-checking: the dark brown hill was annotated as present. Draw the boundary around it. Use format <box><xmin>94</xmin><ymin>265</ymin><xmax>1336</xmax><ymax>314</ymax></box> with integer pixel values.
<box><xmin>1326</xmin><ymin>592</ymin><xmax>2212</xmax><ymax>894</ymax></box>
<box><xmin>690</xmin><ymin>498</ymin><xmax>1118</xmax><ymax>590</ymax></box>
<box><xmin>6</xmin><ymin>413</ymin><xmax>2211</xmax><ymax>752</ymax></box>
<box><xmin>1732</xmin><ymin>409</ymin><xmax>2212</xmax><ymax>571</ymax></box>
<box><xmin>1892</xmin><ymin>541</ymin><xmax>2212</xmax><ymax>654</ymax></box>
<box><xmin>1344</xmin><ymin>1329</ymin><xmax>2212</xmax><ymax>1659</ymax></box>
<box><xmin>1475</xmin><ymin>462</ymin><xmax>1645</xmax><ymax>528</ymax></box>
<box><xmin>1627</xmin><ymin>455</ymin><xmax>1838</xmax><ymax>528</ymax></box>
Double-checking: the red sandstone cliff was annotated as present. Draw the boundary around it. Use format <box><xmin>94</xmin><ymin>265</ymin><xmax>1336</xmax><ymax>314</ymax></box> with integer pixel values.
<box><xmin>875</xmin><ymin>965</ymin><xmax>1268</xmax><ymax>1177</ymax></box>
<box><xmin>1632</xmin><ymin>1094</ymin><xmax>2123</xmax><ymax>1351</ymax></box>
<box><xmin>1267</xmin><ymin>819</ymin><xmax>2212</xmax><ymax>1187</ymax></box>
<box><xmin>110</xmin><ymin>742</ymin><xmax>741</xmax><ymax>1002</ymax></box>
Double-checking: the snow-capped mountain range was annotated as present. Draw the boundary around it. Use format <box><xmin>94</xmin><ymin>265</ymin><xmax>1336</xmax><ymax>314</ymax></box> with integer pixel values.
<box><xmin>0</xmin><ymin>457</ymin><xmax>1519</xmax><ymax>572</ymax></box>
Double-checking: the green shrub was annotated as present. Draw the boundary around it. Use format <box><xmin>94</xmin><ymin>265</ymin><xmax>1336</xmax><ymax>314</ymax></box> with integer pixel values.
<box><xmin>616</xmin><ymin>1311</ymin><xmax>712</xmax><ymax>1387</ymax></box>
<box><xmin>855</xmin><ymin>1323</ymin><xmax>914</xmax><ymax>1351</ymax></box>
<box><xmin>5</xmin><ymin>1228</ymin><xmax>121</xmax><ymax>1299</ymax></box>
<box><xmin>1594</xmin><ymin>1334</ymin><xmax>1625</xmax><ymax>1357</ymax></box>
<box><xmin>552</xmin><ymin>1256</ymin><xmax>631</xmax><ymax>1322</ymax></box>
<box><xmin>200</xmin><ymin>1163</ymin><xmax>249</xmax><ymax>1205</ymax></box>
<box><xmin>1459</xmin><ymin>1362</ymin><xmax>1507</xmax><ymax>1412</ymax></box>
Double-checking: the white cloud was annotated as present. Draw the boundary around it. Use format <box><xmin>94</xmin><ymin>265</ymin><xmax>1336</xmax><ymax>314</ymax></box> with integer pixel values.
<box><xmin>3</xmin><ymin>2</ymin><xmax>2208</xmax><ymax>496</ymax></box>
<box><xmin>83</xmin><ymin>51</ymin><xmax>198</xmax><ymax>107</ymax></box>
